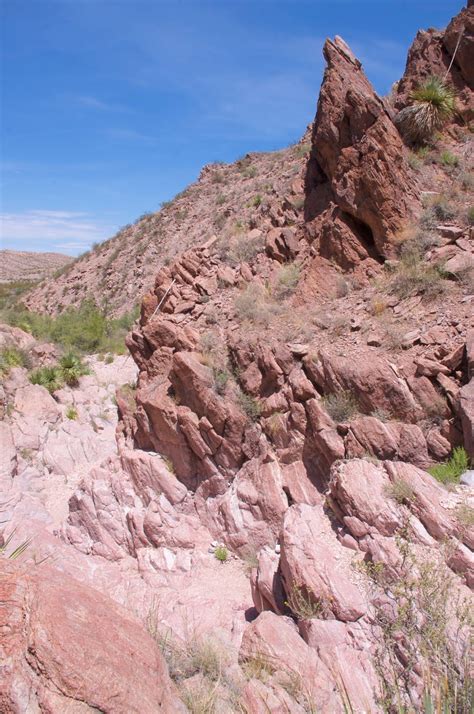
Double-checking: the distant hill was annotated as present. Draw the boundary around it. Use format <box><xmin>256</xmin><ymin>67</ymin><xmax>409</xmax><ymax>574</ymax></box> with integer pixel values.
<box><xmin>0</xmin><ymin>250</ymin><xmax>73</xmax><ymax>283</ymax></box>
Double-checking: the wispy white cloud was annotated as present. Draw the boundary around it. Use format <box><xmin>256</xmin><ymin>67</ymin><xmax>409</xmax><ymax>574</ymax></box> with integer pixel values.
<box><xmin>106</xmin><ymin>127</ymin><xmax>158</xmax><ymax>143</ymax></box>
<box><xmin>0</xmin><ymin>210</ymin><xmax>115</xmax><ymax>255</ymax></box>
<box><xmin>72</xmin><ymin>94</ymin><xmax>130</xmax><ymax>113</ymax></box>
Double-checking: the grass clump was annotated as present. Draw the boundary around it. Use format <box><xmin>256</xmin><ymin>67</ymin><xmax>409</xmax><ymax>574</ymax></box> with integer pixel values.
<box><xmin>220</xmin><ymin>231</ymin><xmax>265</xmax><ymax>266</ymax></box>
<box><xmin>0</xmin><ymin>529</ymin><xmax>31</xmax><ymax>560</ymax></box>
<box><xmin>387</xmin><ymin>479</ymin><xmax>416</xmax><ymax>505</ymax></box>
<box><xmin>66</xmin><ymin>406</ymin><xmax>78</xmax><ymax>420</ymax></box>
<box><xmin>428</xmin><ymin>447</ymin><xmax>469</xmax><ymax>485</ymax></box>
<box><xmin>30</xmin><ymin>366</ymin><xmax>63</xmax><ymax>394</ymax></box>
<box><xmin>214</xmin><ymin>545</ymin><xmax>228</xmax><ymax>563</ymax></box>
<box><xmin>374</xmin><ymin>539</ymin><xmax>472</xmax><ymax>713</ymax></box>
<box><xmin>234</xmin><ymin>284</ymin><xmax>275</xmax><ymax>325</ymax></box>
<box><xmin>388</xmin><ymin>244</ymin><xmax>447</xmax><ymax>300</ymax></box>
<box><xmin>0</xmin><ymin>347</ymin><xmax>31</xmax><ymax>377</ymax></box>
<box><xmin>468</xmin><ymin>206</ymin><xmax>474</xmax><ymax>225</ymax></box>
<box><xmin>455</xmin><ymin>503</ymin><xmax>474</xmax><ymax>529</ymax></box>
<box><xmin>237</xmin><ymin>390</ymin><xmax>261</xmax><ymax>422</ymax></box>
<box><xmin>439</xmin><ymin>150</ymin><xmax>459</xmax><ymax>168</ymax></box>
<box><xmin>285</xmin><ymin>585</ymin><xmax>328</xmax><ymax>620</ymax></box>
<box><xmin>273</xmin><ymin>263</ymin><xmax>300</xmax><ymax>300</ymax></box>
<box><xmin>322</xmin><ymin>390</ymin><xmax>358</xmax><ymax>423</ymax></box>
<box><xmin>212</xmin><ymin>368</ymin><xmax>229</xmax><ymax>396</ymax></box>
<box><xmin>395</xmin><ymin>76</ymin><xmax>456</xmax><ymax>144</ymax></box>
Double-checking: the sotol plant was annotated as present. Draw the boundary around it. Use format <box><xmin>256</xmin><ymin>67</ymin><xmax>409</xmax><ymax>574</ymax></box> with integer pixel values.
<box><xmin>395</xmin><ymin>76</ymin><xmax>456</xmax><ymax>144</ymax></box>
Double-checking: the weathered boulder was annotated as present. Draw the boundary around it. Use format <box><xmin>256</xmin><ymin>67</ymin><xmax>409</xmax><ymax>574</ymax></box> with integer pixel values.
<box><xmin>0</xmin><ymin>560</ymin><xmax>183</xmax><ymax>713</ymax></box>
<box><xmin>239</xmin><ymin>611</ymin><xmax>341</xmax><ymax>711</ymax></box>
<box><xmin>279</xmin><ymin>503</ymin><xmax>367</xmax><ymax>621</ymax></box>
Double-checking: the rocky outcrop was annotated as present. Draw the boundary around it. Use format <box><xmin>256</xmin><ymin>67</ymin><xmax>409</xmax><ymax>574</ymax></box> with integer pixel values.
<box><xmin>0</xmin><ymin>560</ymin><xmax>183</xmax><ymax>713</ymax></box>
<box><xmin>394</xmin><ymin>3</ymin><xmax>474</xmax><ymax>122</ymax></box>
<box><xmin>305</xmin><ymin>36</ymin><xmax>418</xmax><ymax>267</ymax></box>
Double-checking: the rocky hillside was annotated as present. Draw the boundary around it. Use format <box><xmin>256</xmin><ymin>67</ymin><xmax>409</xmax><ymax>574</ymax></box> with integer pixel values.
<box><xmin>2</xmin><ymin>4</ymin><xmax>474</xmax><ymax>713</ymax></box>
<box><xmin>0</xmin><ymin>250</ymin><xmax>72</xmax><ymax>283</ymax></box>
<box><xmin>24</xmin><ymin>140</ymin><xmax>309</xmax><ymax>317</ymax></box>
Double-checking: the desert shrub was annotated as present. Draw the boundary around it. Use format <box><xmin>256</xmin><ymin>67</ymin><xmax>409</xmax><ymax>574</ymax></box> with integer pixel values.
<box><xmin>395</xmin><ymin>76</ymin><xmax>456</xmax><ymax>144</ymax></box>
<box><xmin>4</xmin><ymin>301</ymin><xmax>138</xmax><ymax>355</ymax></box>
<box><xmin>455</xmin><ymin>503</ymin><xmax>474</xmax><ymax>529</ymax></box>
<box><xmin>460</xmin><ymin>171</ymin><xmax>473</xmax><ymax>191</ymax></box>
<box><xmin>420</xmin><ymin>198</ymin><xmax>457</xmax><ymax>228</ymax></box>
<box><xmin>273</xmin><ymin>263</ymin><xmax>300</xmax><ymax>300</ymax></box>
<box><xmin>387</xmin><ymin>479</ymin><xmax>416</xmax><ymax>505</ymax></box>
<box><xmin>222</xmin><ymin>232</ymin><xmax>265</xmax><ymax>265</ymax></box>
<box><xmin>234</xmin><ymin>284</ymin><xmax>274</xmax><ymax>325</ymax></box>
<box><xmin>428</xmin><ymin>447</ymin><xmax>469</xmax><ymax>485</ymax></box>
<box><xmin>104</xmin><ymin>353</ymin><xmax>114</xmax><ymax>364</ymax></box>
<box><xmin>0</xmin><ymin>347</ymin><xmax>31</xmax><ymax>376</ymax></box>
<box><xmin>322</xmin><ymin>390</ymin><xmax>358</xmax><ymax>423</ymax></box>
<box><xmin>0</xmin><ymin>280</ymin><xmax>38</xmax><ymax>312</ymax></box>
<box><xmin>373</xmin><ymin>540</ymin><xmax>472</xmax><ymax>713</ymax></box>
<box><xmin>294</xmin><ymin>142</ymin><xmax>311</xmax><ymax>157</ymax></box>
<box><xmin>439</xmin><ymin>150</ymin><xmax>459</xmax><ymax>167</ymax></box>
<box><xmin>66</xmin><ymin>406</ymin><xmax>78</xmax><ymax>420</ymax></box>
<box><xmin>468</xmin><ymin>206</ymin><xmax>474</xmax><ymax>225</ymax></box>
<box><xmin>285</xmin><ymin>585</ymin><xmax>328</xmax><ymax>620</ymax></box>
<box><xmin>58</xmin><ymin>353</ymin><xmax>90</xmax><ymax>386</ymax></box>
<box><xmin>241</xmin><ymin>652</ymin><xmax>275</xmax><ymax>682</ymax></box>
<box><xmin>30</xmin><ymin>366</ymin><xmax>63</xmax><ymax>394</ymax></box>
<box><xmin>242</xmin><ymin>166</ymin><xmax>257</xmax><ymax>178</ymax></box>
<box><xmin>249</xmin><ymin>194</ymin><xmax>262</xmax><ymax>207</ymax></box>
<box><xmin>237</xmin><ymin>390</ymin><xmax>261</xmax><ymax>421</ymax></box>
<box><xmin>213</xmin><ymin>368</ymin><xmax>229</xmax><ymax>396</ymax></box>
<box><xmin>388</xmin><ymin>245</ymin><xmax>447</xmax><ymax>300</ymax></box>
<box><xmin>214</xmin><ymin>545</ymin><xmax>228</xmax><ymax>563</ymax></box>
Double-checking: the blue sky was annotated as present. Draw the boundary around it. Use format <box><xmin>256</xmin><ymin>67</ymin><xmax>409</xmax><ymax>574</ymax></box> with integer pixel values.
<box><xmin>1</xmin><ymin>0</ymin><xmax>462</xmax><ymax>255</ymax></box>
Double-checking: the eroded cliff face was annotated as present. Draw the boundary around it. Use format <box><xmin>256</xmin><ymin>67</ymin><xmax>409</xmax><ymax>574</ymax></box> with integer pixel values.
<box><xmin>2</xmin><ymin>5</ymin><xmax>473</xmax><ymax>713</ymax></box>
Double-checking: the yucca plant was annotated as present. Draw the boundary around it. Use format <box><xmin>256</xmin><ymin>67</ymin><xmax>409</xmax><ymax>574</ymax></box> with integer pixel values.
<box><xmin>0</xmin><ymin>529</ymin><xmax>31</xmax><ymax>559</ymax></box>
<box><xmin>58</xmin><ymin>352</ymin><xmax>89</xmax><ymax>386</ymax></box>
<box><xmin>30</xmin><ymin>366</ymin><xmax>63</xmax><ymax>394</ymax></box>
<box><xmin>395</xmin><ymin>76</ymin><xmax>456</xmax><ymax>144</ymax></box>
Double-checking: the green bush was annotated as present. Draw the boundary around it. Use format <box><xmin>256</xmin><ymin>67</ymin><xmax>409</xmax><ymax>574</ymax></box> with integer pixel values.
<box><xmin>428</xmin><ymin>447</ymin><xmax>469</xmax><ymax>485</ymax></box>
<box><xmin>30</xmin><ymin>366</ymin><xmax>63</xmax><ymax>394</ymax></box>
<box><xmin>395</xmin><ymin>76</ymin><xmax>456</xmax><ymax>144</ymax></box>
<box><xmin>0</xmin><ymin>347</ymin><xmax>31</xmax><ymax>376</ymax></box>
<box><xmin>58</xmin><ymin>353</ymin><xmax>90</xmax><ymax>386</ymax></box>
<box><xmin>66</xmin><ymin>406</ymin><xmax>78</xmax><ymax>420</ymax></box>
<box><xmin>2</xmin><ymin>300</ymin><xmax>138</xmax><ymax>355</ymax></box>
<box><xmin>214</xmin><ymin>545</ymin><xmax>228</xmax><ymax>562</ymax></box>
<box><xmin>439</xmin><ymin>150</ymin><xmax>459</xmax><ymax>167</ymax></box>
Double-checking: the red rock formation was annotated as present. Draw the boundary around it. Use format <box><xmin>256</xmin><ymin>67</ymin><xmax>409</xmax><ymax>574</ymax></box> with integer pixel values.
<box><xmin>394</xmin><ymin>2</ymin><xmax>474</xmax><ymax>122</ymax></box>
<box><xmin>305</xmin><ymin>36</ymin><xmax>418</xmax><ymax>266</ymax></box>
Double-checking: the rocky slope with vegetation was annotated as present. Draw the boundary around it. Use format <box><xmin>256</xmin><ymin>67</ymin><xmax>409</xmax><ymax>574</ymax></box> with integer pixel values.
<box><xmin>0</xmin><ymin>249</ymin><xmax>72</xmax><ymax>284</ymax></box>
<box><xmin>1</xmin><ymin>3</ymin><xmax>474</xmax><ymax>713</ymax></box>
